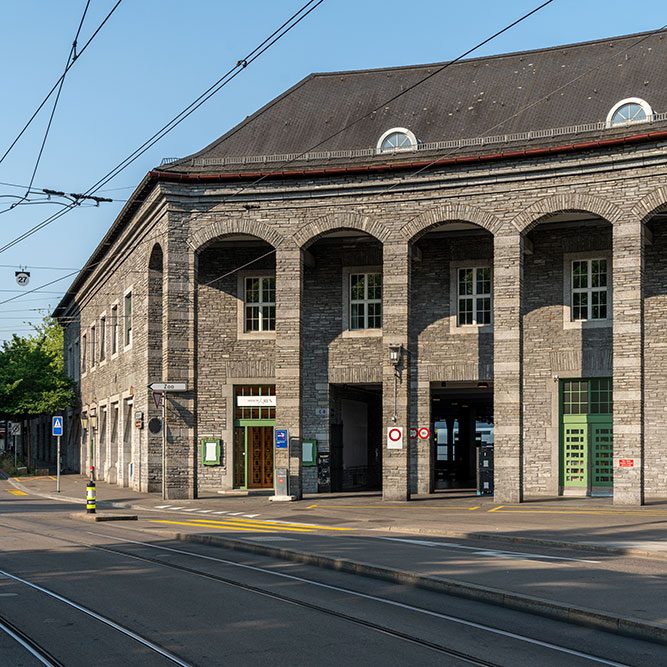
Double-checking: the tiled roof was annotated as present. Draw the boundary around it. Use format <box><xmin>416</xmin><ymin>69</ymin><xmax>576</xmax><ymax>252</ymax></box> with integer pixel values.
<box><xmin>160</xmin><ymin>29</ymin><xmax>667</xmax><ymax>174</ymax></box>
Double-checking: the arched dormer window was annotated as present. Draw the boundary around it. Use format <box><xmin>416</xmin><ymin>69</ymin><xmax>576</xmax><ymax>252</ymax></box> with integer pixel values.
<box><xmin>606</xmin><ymin>98</ymin><xmax>653</xmax><ymax>127</ymax></box>
<box><xmin>377</xmin><ymin>127</ymin><xmax>418</xmax><ymax>153</ymax></box>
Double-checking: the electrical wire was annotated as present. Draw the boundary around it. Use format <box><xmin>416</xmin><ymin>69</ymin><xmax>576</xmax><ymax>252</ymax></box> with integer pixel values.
<box><xmin>0</xmin><ymin>0</ymin><xmax>123</xmax><ymax>168</ymax></box>
<box><xmin>0</xmin><ymin>0</ymin><xmax>324</xmax><ymax>256</ymax></box>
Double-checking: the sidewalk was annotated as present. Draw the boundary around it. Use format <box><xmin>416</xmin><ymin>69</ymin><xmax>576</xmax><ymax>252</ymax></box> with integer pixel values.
<box><xmin>6</xmin><ymin>472</ymin><xmax>667</xmax><ymax>645</ymax></box>
<box><xmin>10</xmin><ymin>472</ymin><xmax>667</xmax><ymax>559</ymax></box>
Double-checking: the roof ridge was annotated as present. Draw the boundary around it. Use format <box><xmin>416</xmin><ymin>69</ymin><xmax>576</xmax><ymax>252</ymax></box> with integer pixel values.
<box><xmin>308</xmin><ymin>27</ymin><xmax>667</xmax><ymax>78</ymax></box>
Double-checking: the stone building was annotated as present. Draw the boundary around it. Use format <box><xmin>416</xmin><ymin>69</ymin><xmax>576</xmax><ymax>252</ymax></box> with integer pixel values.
<box><xmin>55</xmin><ymin>30</ymin><xmax>667</xmax><ymax>504</ymax></box>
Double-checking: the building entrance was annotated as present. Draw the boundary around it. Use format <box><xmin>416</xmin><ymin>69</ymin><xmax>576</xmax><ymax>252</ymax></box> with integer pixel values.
<box><xmin>431</xmin><ymin>382</ymin><xmax>493</xmax><ymax>488</ymax></box>
<box><xmin>560</xmin><ymin>379</ymin><xmax>613</xmax><ymax>496</ymax></box>
<box><xmin>233</xmin><ymin>385</ymin><xmax>275</xmax><ymax>490</ymax></box>
<box><xmin>329</xmin><ymin>384</ymin><xmax>382</xmax><ymax>491</ymax></box>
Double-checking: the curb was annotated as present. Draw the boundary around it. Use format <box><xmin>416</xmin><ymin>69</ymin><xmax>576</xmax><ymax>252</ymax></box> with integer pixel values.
<box><xmin>155</xmin><ymin>529</ymin><xmax>667</xmax><ymax>647</ymax></box>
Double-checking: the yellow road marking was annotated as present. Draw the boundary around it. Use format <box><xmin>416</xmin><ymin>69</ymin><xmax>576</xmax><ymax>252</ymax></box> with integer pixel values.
<box><xmin>492</xmin><ymin>508</ymin><xmax>667</xmax><ymax>516</ymax></box>
<box><xmin>306</xmin><ymin>505</ymin><xmax>318</xmax><ymax>509</ymax></box>
<box><xmin>488</xmin><ymin>505</ymin><xmax>504</xmax><ymax>512</ymax></box>
<box><xmin>49</xmin><ymin>476</ymin><xmax>56</xmax><ymax>481</ymax></box>
<box><xmin>151</xmin><ymin>520</ymin><xmax>280</xmax><ymax>533</ymax></box>
<box><xmin>305</xmin><ymin>504</ymin><xmax>481</xmax><ymax>511</ymax></box>
<box><xmin>186</xmin><ymin>517</ymin><xmax>349</xmax><ymax>532</ymax></box>
<box><xmin>5</xmin><ymin>489</ymin><xmax>27</xmax><ymax>496</ymax></box>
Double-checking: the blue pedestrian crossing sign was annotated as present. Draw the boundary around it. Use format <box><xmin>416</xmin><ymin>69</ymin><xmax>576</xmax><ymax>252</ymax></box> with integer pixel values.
<box><xmin>52</xmin><ymin>416</ymin><xmax>63</xmax><ymax>437</ymax></box>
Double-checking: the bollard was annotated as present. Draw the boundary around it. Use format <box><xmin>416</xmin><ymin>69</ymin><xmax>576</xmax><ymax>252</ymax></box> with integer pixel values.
<box><xmin>86</xmin><ymin>481</ymin><xmax>96</xmax><ymax>514</ymax></box>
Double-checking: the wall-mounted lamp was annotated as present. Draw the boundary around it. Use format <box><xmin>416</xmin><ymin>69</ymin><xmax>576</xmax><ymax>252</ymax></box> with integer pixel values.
<box><xmin>389</xmin><ymin>343</ymin><xmax>403</xmax><ymax>366</ymax></box>
<box><xmin>90</xmin><ymin>415</ymin><xmax>98</xmax><ymax>429</ymax></box>
<box><xmin>81</xmin><ymin>417</ymin><xmax>89</xmax><ymax>429</ymax></box>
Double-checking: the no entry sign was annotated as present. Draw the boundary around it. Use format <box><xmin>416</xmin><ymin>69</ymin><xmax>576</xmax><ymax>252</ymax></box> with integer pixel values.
<box><xmin>387</xmin><ymin>427</ymin><xmax>404</xmax><ymax>450</ymax></box>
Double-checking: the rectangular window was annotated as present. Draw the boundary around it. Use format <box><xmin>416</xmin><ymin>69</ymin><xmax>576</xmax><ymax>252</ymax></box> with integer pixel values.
<box><xmin>350</xmin><ymin>272</ymin><xmax>382</xmax><ymax>330</ymax></box>
<box><xmin>244</xmin><ymin>277</ymin><xmax>276</xmax><ymax>332</ymax></box>
<box><xmin>572</xmin><ymin>259</ymin><xmax>608</xmax><ymax>321</ymax></box>
<box><xmin>81</xmin><ymin>334</ymin><xmax>87</xmax><ymax>373</ymax></box>
<box><xmin>124</xmin><ymin>292</ymin><xmax>132</xmax><ymax>346</ymax></box>
<box><xmin>99</xmin><ymin>316</ymin><xmax>106</xmax><ymax>361</ymax></box>
<box><xmin>74</xmin><ymin>339</ymin><xmax>80</xmax><ymax>380</ymax></box>
<box><xmin>458</xmin><ymin>267</ymin><xmax>491</xmax><ymax>326</ymax></box>
<box><xmin>111</xmin><ymin>305</ymin><xmax>118</xmax><ymax>355</ymax></box>
<box><xmin>90</xmin><ymin>326</ymin><xmax>96</xmax><ymax>366</ymax></box>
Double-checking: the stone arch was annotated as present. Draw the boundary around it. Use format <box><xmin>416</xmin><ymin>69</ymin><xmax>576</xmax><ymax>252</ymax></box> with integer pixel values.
<box><xmin>512</xmin><ymin>193</ymin><xmax>625</xmax><ymax>235</ymax></box>
<box><xmin>189</xmin><ymin>218</ymin><xmax>285</xmax><ymax>252</ymax></box>
<box><xmin>631</xmin><ymin>186</ymin><xmax>667</xmax><ymax>225</ymax></box>
<box><xmin>147</xmin><ymin>242</ymin><xmax>163</xmax><ymax>269</ymax></box>
<box><xmin>294</xmin><ymin>212</ymin><xmax>391</xmax><ymax>249</ymax></box>
<box><xmin>400</xmin><ymin>203</ymin><xmax>502</xmax><ymax>242</ymax></box>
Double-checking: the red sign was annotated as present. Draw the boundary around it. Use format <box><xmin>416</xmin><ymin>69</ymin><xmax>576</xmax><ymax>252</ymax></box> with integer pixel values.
<box><xmin>418</xmin><ymin>427</ymin><xmax>430</xmax><ymax>440</ymax></box>
<box><xmin>409</xmin><ymin>428</ymin><xmax>418</xmax><ymax>439</ymax></box>
<box><xmin>618</xmin><ymin>459</ymin><xmax>635</xmax><ymax>468</ymax></box>
<box><xmin>153</xmin><ymin>392</ymin><xmax>162</xmax><ymax>409</ymax></box>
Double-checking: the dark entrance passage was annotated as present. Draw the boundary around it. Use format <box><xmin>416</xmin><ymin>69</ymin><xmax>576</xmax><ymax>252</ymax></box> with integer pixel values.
<box><xmin>432</xmin><ymin>382</ymin><xmax>493</xmax><ymax>489</ymax></box>
<box><xmin>329</xmin><ymin>384</ymin><xmax>382</xmax><ymax>492</ymax></box>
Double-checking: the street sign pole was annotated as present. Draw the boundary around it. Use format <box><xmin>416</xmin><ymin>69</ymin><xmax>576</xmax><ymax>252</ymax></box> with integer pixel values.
<box><xmin>56</xmin><ymin>435</ymin><xmax>61</xmax><ymax>493</ymax></box>
<box><xmin>162</xmin><ymin>395</ymin><xmax>166</xmax><ymax>501</ymax></box>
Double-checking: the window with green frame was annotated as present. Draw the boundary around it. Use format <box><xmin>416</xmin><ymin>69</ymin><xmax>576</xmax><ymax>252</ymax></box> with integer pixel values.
<box><xmin>562</xmin><ymin>379</ymin><xmax>612</xmax><ymax>415</ymax></box>
<box><xmin>234</xmin><ymin>384</ymin><xmax>276</xmax><ymax>420</ymax></box>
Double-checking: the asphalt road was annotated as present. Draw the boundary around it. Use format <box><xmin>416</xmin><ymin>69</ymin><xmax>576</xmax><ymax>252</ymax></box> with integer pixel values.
<box><xmin>1</xmin><ymin>490</ymin><xmax>666</xmax><ymax>666</ymax></box>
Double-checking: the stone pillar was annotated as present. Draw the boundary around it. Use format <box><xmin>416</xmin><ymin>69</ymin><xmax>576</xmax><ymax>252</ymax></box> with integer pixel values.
<box><xmin>162</xmin><ymin>229</ymin><xmax>196</xmax><ymax>500</ymax></box>
<box><xmin>275</xmin><ymin>246</ymin><xmax>303</xmax><ymax>500</ymax></box>
<box><xmin>382</xmin><ymin>241</ymin><xmax>411</xmax><ymax>501</ymax></box>
<box><xmin>493</xmin><ymin>233</ymin><xmax>524</xmax><ymax>504</ymax></box>
<box><xmin>415</xmin><ymin>372</ymin><xmax>432</xmax><ymax>494</ymax></box>
<box><xmin>612</xmin><ymin>220</ymin><xmax>644</xmax><ymax>505</ymax></box>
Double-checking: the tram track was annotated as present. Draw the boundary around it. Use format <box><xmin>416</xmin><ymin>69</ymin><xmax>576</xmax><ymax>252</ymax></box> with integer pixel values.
<box><xmin>0</xmin><ymin>515</ymin><xmax>640</xmax><ymax>667</ymax></box>
<box><xmin>0</xmin><ymin>611</ymin><xmax>65</xmax><ymax>667</ymax></box>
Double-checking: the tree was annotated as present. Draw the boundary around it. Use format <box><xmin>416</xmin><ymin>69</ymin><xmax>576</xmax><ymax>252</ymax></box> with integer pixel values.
<box><xmin>0</xmin><ymin>317</ymin><xmax>76</xmax><ymax>466</ymax></box>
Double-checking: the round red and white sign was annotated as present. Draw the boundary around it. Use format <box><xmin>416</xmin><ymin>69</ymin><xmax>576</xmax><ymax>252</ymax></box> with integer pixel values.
<box><xmin>409</xmin><ymin>428</ymin><xmax>418</xmax><ymax>439</ymax></box>
<box><xmin>388</xmin><ymin>428</ymin><xmax>402</xmax><ymax>442</ymax></box>
<box><xmin>418</xmin><ymin>427</ymin><xmax>430</xmax><ymax>440</ymax></box>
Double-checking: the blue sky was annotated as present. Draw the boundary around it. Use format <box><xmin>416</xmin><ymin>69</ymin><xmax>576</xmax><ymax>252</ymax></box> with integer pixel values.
<box><xmin>0</xmin><ymin>0</ymin><xmax>664</xmax><ymax>342</ymax></box>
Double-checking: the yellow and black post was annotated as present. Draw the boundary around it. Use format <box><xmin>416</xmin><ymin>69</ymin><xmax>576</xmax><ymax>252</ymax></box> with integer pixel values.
<box><xmin>86</xmin><ymin>481</ymin><xmax>96</xmax><ymax>514</ymax></box>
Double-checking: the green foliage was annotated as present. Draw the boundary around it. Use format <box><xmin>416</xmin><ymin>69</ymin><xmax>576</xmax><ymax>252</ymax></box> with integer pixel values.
<box><xmin>0</xmin><ymin>316</ymin><xmax>76</xmax><ymax>418</ymax></box>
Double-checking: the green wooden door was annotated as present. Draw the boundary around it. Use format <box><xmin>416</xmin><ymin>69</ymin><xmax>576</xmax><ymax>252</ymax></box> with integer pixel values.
<box><xmin>560</xmin><ymin>379</ymin><xmax>613</xmax><ymax>493</ymax></box>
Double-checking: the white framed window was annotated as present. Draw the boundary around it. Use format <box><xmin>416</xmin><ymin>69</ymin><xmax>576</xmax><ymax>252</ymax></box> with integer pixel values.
<box><xmin>90</xmin><ymin>325</ymin><xmax>96</xmax><ymax>367</ymax></box>
<box><xmin>124</xmin><ymin>290</ymin><xmax>133</xmax><ymax>348</ymax></box>
<box><xmin>244</xmin><ymin>276</ymin><xmax>276</xmax><ymax>332</ymax></box>
<box><xmin>457</xmin><ymin>266</ymin><xmax>492</xmax><ymax>326</ymax></box>
<box><xmin>99</xmin><ymin>315</ymin><xmax>106</xmax><ymax>362</ymax></box>
<box><xmin>606</xmin><ymin>97</ymin><xmax>653</xmax><ymax>127</ymax></box>
<box><xmin>377</xmin><ymin>127</ymin><xmax>418</xmax><ymax>153</ymax></box>
<box><xmin>571</xmin><ymin>258</ymin><xmax>608</xmax><ymax>321</ymax></box>
<box><xmin>81</xmin><ymin>334</ymin><xmax>87</xmax><ymax>373</ymax></box>
<box><xmin>111</xmin><ymin>303</ymin><xmax>119</xmax><ymax>356</ymax></box>
<box><xmin>349</xmin><ymin>272</ymin><xmax>382</xmax><ymax>330</ymax></box>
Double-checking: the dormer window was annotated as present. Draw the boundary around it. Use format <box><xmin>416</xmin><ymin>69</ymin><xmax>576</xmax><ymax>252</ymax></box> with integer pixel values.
<box><xmin>606</xmin><ymin>98</ymin><xmax>653</xmax><ymax>127</ymax></box>
<box><xmin>377</xmin><ymin>127</ymin><xmax>418</xmax><ymax>153</ymax></box>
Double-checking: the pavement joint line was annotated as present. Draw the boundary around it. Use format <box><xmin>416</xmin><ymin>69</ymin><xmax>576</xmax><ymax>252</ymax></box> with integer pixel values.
<box><xmin>153</xmin><ymin>529</ymin><xmax>667</xmax><ymax>647</ymax></box>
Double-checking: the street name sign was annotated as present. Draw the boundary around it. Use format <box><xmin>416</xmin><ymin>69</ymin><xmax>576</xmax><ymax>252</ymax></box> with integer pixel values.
<box><xmin>148</xmin><ymin>382</ymin><xmax>188</xmax><ymax>392</ymax></box>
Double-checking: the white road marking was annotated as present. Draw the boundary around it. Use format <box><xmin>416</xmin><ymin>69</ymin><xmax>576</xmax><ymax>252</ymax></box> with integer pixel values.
<box><xmin>245</xmin><ymin>536</ymin><xmax>294</xmax><ymax>542</ymax></box>
<box><xmin>0</xmin><ymin>593</ymin><xmax>18</xmax><ymax>597</ymax></box>
<box><xmin>167</xmin><ymin>507</ymin><xmax>185</xmax><ymax>511</ymax></box>
<box><xmin>198</xmin><ymin>510</ymin><xmax>214</xmax><ymax>513</ymax></box>
<box><xmin>227</xmin><ymin>512</ymin><xmax>244</xmax><ymax>516</ymax></box>
<box><xmin>182</xmin><ymin>508</ymin><xmax>198</xmax><ymax>512</ymax></box>
<box><xmin>212</xmin><ymin>511</ymin><xmax>228</xmax><ymax>514</ymax></box>
<box><xmin>379</xmin><ymin>537</ymin><xmax>600</xmax><ymax>564</ymax></box>
<box><xmin>243</xmin><ymin>514</ymin><xmax>260</xmax><ymax>518</ymax></box>
<box><xmin>85</xmin><ymin>532</ymin><xmax>630</xmax><ymax>667</ymax></box>
<box><xmin>154</xmin><ymin>505</ymin><xmax>171</xmax><ymax>509</ymax></box>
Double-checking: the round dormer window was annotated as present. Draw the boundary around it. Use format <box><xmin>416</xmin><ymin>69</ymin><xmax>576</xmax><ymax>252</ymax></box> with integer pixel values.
<box><xmin>377</xmin><ymin>127</ymin><xmax>418</xmax><ymax>153</ymax></box>
<box><xmin>606</xmin><ymin>98</ymin><xmax>653</xmax><ymax>127</ymax></box>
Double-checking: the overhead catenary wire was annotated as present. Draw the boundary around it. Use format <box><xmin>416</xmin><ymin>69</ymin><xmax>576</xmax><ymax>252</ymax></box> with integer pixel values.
<box><xmin>0</xmin><ymin>0</ymin><xmax>123</xmax><ymax>168</ymax></box>
<box><xmin>0</xmin><ymin>0</ymin><xmax>325</xmax><ymax>257</ymax></box>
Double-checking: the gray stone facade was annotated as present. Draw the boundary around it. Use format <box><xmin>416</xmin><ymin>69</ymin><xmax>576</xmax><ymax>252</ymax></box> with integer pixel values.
<box><xmin>56</xmin><ymin>136</ymin><xmax>667</xmax><ymax>505</ymax></box>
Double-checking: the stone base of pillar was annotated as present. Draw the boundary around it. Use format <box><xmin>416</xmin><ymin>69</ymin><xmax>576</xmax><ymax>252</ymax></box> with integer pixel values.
<box><xmin>269</xmin><ymin>495</ymin><xmax>297</xmax><ymax>502</ymax></box>
<box><xmin>613</xmin><ymin>491</ymin><xmax>643</xmax><ymax>506</ymax></box>
<box><xmin>382</xmin><ymin>488</ymin><xmax>409</xmax><ymax>502</ymax></box>
<box><xmin>166</xmin><ymin>488</ymin><xmax>194</xmax><ymax>500</ymax></box>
